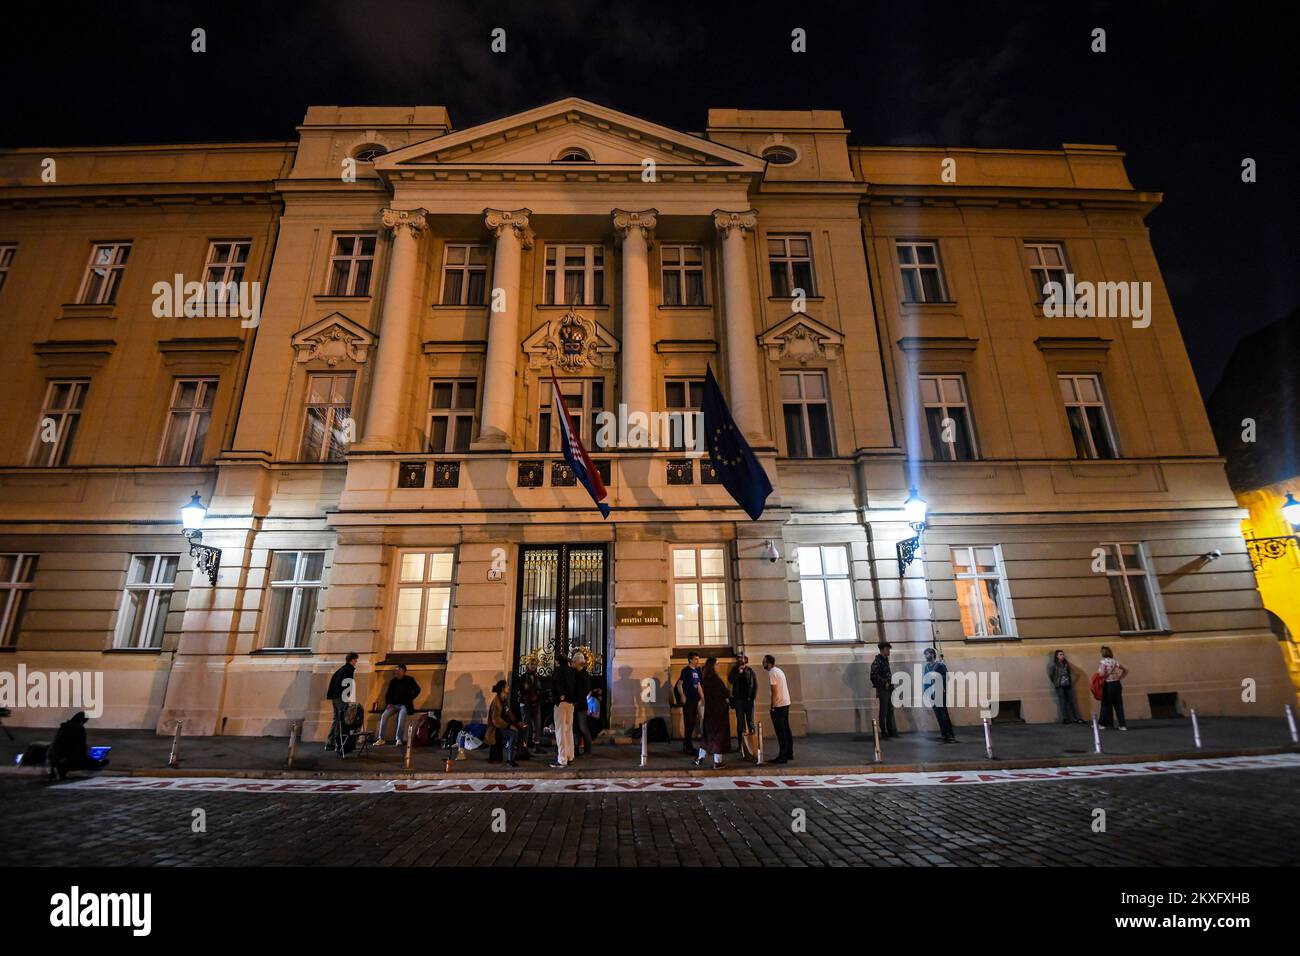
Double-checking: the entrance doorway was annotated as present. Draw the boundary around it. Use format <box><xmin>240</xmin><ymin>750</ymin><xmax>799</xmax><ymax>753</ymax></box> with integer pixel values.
<box><xmin>513</xmin><ymin>544</ymin><xmax>608</xmax><ymax>689</ymax></box>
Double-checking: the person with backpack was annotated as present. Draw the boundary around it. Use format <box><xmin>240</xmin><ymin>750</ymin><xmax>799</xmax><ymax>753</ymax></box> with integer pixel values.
<box><xmin>1097</xmin><ymin>646</ymin><xmax>1129</xmax><ymax>730</ymax></box>
<box><xmin>674</xmin><ymin>652</ymin><xmax>704</xmax><ymax>755</ymax></box>
<box><xmin>870</xmin><ymin>642</ymin><xmax>898</xmax><ymax>738</ymax></box>
<box><xmin>549</xmin><ymin>651</ymin><xmax>578</xmax><ymax>768</ymax></box>
<box><xmin>922</xmin><ymin>647</ymin><xmax>956</xmax><ymax>742</ymax></box>
<box><xmin>325</xmin><ymin>652</ymin><xmax>358</xmax><ymax>751</ymax></box>
<box><xmin>375</xmin><ymin>663</ymin><xmax>421</xmax><ymax>746</ymax></box>
<box><xmin>727</xmin><ymin>654</ymin><xmax>758</xmax><ymax>754</ymax></box>
<box><xmin>1049</xmin><ymin>650</ymin><xmax>1085</xmax><ymax>724</ymax></box>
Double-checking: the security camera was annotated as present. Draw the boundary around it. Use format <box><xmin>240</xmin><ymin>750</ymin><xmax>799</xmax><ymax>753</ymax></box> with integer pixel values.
<box><xmin>1203</xmin><ymin>549</ymin><xmax>1222</xmax><ymax>561</ymax></box>
<box><xmin>764</xmin><ymin>539</ymin><xmax>780</xmax><ymax>563</ymax></box>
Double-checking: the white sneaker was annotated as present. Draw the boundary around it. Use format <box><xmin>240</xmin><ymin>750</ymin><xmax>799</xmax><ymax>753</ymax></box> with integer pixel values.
<box><xmin>1118</xmin><ymin>726</ymin><xmax>1128</xmax><ymax>731</ymax></box>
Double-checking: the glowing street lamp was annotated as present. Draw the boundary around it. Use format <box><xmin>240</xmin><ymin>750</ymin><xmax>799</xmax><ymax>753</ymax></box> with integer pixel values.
<box><xmin>181</xmin><ymin>492</ymin><xmax>221</xmax><ymax>586</ymax></box>
<box><xmin>896</xmin><ymin>487</ymin><xmax>929</xmax><ymax>577</ymax></box>
<box><xmin>1282</xmin><ymin>491</ymin><xmax>1300</xmax><ymax>529</ymax></box>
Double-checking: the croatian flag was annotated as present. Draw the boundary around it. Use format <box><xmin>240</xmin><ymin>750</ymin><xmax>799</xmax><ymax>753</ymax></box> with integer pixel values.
<box><xmin>551</xmin><ymin>369</ymin><xmax>610</xmax><ymax>518</ymax></box>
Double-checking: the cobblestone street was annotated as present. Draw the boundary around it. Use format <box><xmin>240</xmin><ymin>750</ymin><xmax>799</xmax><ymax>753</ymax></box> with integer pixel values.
<box><xmin>3</xmin><ymin>765</ymin><xmax>1297</xmax><ymax>867</ymax></box>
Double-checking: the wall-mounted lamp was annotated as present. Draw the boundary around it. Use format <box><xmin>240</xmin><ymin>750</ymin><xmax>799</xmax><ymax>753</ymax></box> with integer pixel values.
<box><xmin>181</xmin><ymin>492</ymin><xmax>221</xmax><ymax>587</ymax></box>
<box><xmin>896</xmin><ymin>487</ymin><xmax>928</xmax><ymax>577</ymax></box>
<box><xmin>1245</xmin><ymin>490</ymin><xmax>1300</xmax><ymax>570</ymax></box>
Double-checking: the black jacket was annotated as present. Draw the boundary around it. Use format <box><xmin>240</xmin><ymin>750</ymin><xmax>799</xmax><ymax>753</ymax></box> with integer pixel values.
<box><xmin>870</xmin><ymin>655</ymin><xmax>892</xmax><ymax>693</ymax></box>
<box><xmin>516</xmin><ymin>670</ymin><xmax>541</xmax><ymax>709</ymax></box>
<box><xmin>573</xmin><ymin>667</ymin><xmax>592</xmax><ymax>702</ymax></box>
<box><xmin>48</xmin><ymin>718</ymin><xmax>88</xmax><ymax>765</ymax></box>
<box><xmin>728</xmin><ymin>665</ymin><xmax>758</xmax><ymax>704</ymax></box>
<box><xmin>384</xmin><ymin>675</ymin><xmax>421</xmax><ymax>712</ymax></box>
<box><xmin>552</xmin><ymin>662</ymin><xmax>578</xmax><ymax>704</ymax></box>
<box><xmin>326</xmin><ymin>663</ymin><xmax>355</xmax><ymax>701</ymax></box>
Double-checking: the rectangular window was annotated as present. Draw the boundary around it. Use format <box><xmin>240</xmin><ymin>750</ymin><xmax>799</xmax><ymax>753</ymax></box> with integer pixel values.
<box><xmin>264</xmin><ymin>551</ymin><xmax>325</xmax><ymax>649</ymax></box>
<box><xmin>428</xmin><ymin>379</ymin><xmax>477</xmax><ymax>453</ymax></box>
<box><xmin>1059</xmin><ymin>373</ymin><xmax>1118</xmax><ymax>459</ymax></box>
<box><xmin>301</xmin><ymin>372</ymin><xmax>355</xmax><ymax>462</ymax></box>
<box><xmin>0</xmin><ymin>554</ymin><xmax>38</xmax><ymax>648</ymax></box>
<box><xmin>440</xmin><ymin>243</ymin><xmax>489</xmax><ymax>305</ymax></box>
<box><xmin>544</xmin><ymin>244</ymin><xmax>604</xmax><ymax>305</ymax></box>
<box><xmin>327</xmin><ymin>233</ymin><xmax>377</xmax><ymax>296</ymax></box>
<box><xmin>159</xmin><ymin>378</ymin><xmax>217</xmax><ymax>465</ymax></box>
<box><xmin>0</xmin><ymin>243</ymin><xmax>15</xmax><ymax>294</ymax></box>
<box><xmin>780</xmin><ymin>370</ymin><xmax>834</xmax><ymax>458</ymax></box>
<box><xmin>78</xmin><ymin>241</ymin><xmax>131</xmax><ymax>304</ymax></box>
<box><xmin>201</xmin><ymin>240</ymin><xmax>250</xmax><ymax>309</ymax></box>
<box><xmin>1100</xmin><ymin>542</ymin><xmax>1162</xmax><ymax>632</ymax></box>
<box><xmin>767</xmin><ymin>234</ymin><xmax>816</xmax><ymax>298</ymax></box>
<box><xmin>664</xmin><ymin>378</ymin><xmax>705</xmax><ymax>451</ymax></box>
<box><xmin>896</xmin><ymin>240</ymin><xmax>948</xmax><ymax>303</ymax></box>
<box><xmin>919</xmin><ymin>374</ymin><xmax>977</xmax><ymax>460</ymax></box>
<box><xmin>798</xmin><ymin>545</ymin><xmax>856</xmax><ymax>642</ymax></box>
<box><xmin>951</xmin><ymin>546</ymin><xmax>1014</xmax><ymax>638</ymax></box>
<box><xmin>672</xmin><ymin>547</ymin><xmax>729</xmax><ymax>647</ymax></box>
<box><xmin>660</xmin><ymin>244</ymin><xmax>706</xmax><ymax>305</ymax></box>
<box><xmin>114</xmin><ymin>554</ymin><xmax>179</xmax><ymax>649</ymax></box>
<box><xmin>392</xmin><ymin>550</ymin><xmax>455</xmax><ymax>652</ymax></box>
<box><xmin>538</xmin><ymin>377</ymin><xmax>605</xmax><ymax>452</ymax></box>
<box><xmin>29</xmin><ymin>379</ymin><xmax>89</xmax><ymax>466</ymax></box>
<box><xmin>1024</xmin><ymin>241</ymin><xmax>1069</xmax><ymax>303</ymax></box>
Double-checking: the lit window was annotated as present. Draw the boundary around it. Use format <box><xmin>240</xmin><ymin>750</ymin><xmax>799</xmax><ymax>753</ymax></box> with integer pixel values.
<box><xmin>114</xmin><ymin>554</ymin><xmax>179</xmax><ymax>649</ymax></box>
<box><xmin>265</xmin><ymin>551</ymin><xmax>325</xmax><ymax>649</ymax></box>
<box><xmin>767</xmin><ymin>234</ymin><xmax>815</xmax><ymax>297</ymax></box>
<box><xmin>1059</xmin><ymin>373</ymin><xmax>1118</xmax><ymax>459</ymax></box>
<box><xmin>919</xmin><ymin>374</ymin><xmax>977</xmax><ymax>460</ymax></box>
<box><xmin>159</xmin><ymin>378</ymin><xmax>217</xmax><ymax>466</ymax></box>
<box><xmin>78</xmin><ymin>242</ymin><xmax>131</xmax><ymax>305</ymax></box>
<box><xmin>29</xmin><ymin>379</ymin><xmax>88</xmax><ymax>466</ymax></box>
<box><xmin>392</xmin><ymin>550</ymin><xmax>456</xmax><ymax>652</ymax></box>
<box><xmin>1024</xmin><ymin>241</ymin><xmax>1069</xmax><ymax>303</ymax></box>
<box><xmin>1100</xmin><ymin>542</ymin><xmax>1163</xmax><ymax>632</ymax></box>
<box><xmin>428</xmin><ymin>379</ymin><xmax>477</xmax><ymax>453</ymax></box>
<box><xmin>896</xmin><ymin>240</ymin><xmax>948</xmax><ymax>303</ymax></box>
<box><xmin>301</xmin><ymin>373</ymin><xmax>354</xmax><ymax>462</ymax></box>
<box><xmin>672</xmin><ymin>547</ymin><xmax>729</xmax><ymax>647</ymax></box>
<box><xmin>440</xmin><ymin>243</ymin><xmax>489</xmax><ymax>305</ymax></box>
<box><xmin>951</xmin><ymin>546</ymin><xmax>1014</xmax><ymax>638</ymax></box>
<box><xmin>544</xmin><ymin>244</ymin><xmax>604</xmax><ymax>305</ymax></box>
<box><xmin>798</xmin><ymin>545</ymin><xmax>856</xmax><ymax>642</ymax></box>
<box><xmin>327</xmin><ymin>234</ymin><xmax>377</xmax><ymax>296</ymax></box>
<box><xmin>781</xmin><ymin>370</ymin><xmax>834</xmax><ymax>458</ymax></box>
<box><xmin>660</xmin><ymin>244</ymin><xmax>706</xmax><ymax>305</ymax></box>
<box><xmin>0</xmin><ymin>554</ymin><xmax>38</xmax><ymax>648</ymax></box>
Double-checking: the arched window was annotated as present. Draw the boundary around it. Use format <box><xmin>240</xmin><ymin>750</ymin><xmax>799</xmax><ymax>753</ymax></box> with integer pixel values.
<box><xmin>762</xmin><ymin>145</ymin><xmax>798</xmax><ymax>165</ymax></box>
<box><xmin>353</xmin><ymin>144</ymin><xmax>388</xmax><ymax>163</ymax></box>
<box><xmin>555</xmin><ymin>147</ymin><xmax>592</xmax><ymax>163</ymax></box>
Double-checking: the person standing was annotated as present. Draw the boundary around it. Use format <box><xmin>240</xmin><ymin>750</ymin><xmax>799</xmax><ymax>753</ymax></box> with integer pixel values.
<box><xmin>516</xmin><ymin>659</ymin><xmax>544</xmax><ymax>750</ymax></box>
<box><xmin>1097</xmin><ymin>646</ymin><xmax>1129</xmax><ymax>730</ymax></box>
<box><xmin>325</xmin><ymin>652</ymin><xmax>359</xmax><ymax>751</ymax></box>
<box><xmin>1049</xmin><ymin>650</ymin><xmax>1085</xmax><ymax>723</ymax></box>
<box><xmin>728</xmin><ymin>654</ymin><xmax>758</xmax><ymax>754</ymax></box>
<box><xmin>762</xmin><ymin>655</ymin><xmax>794</xmax><ymax>764</ymax></box>
<box><xmin>573</xmin><ymin>652</ymin><xmax>593</xmax><ymax>758</ymax></box>
<box><xmin>694</xmin><ymin>658</ymin><xmax>732</xmax><ymax>768</ymax></box>
<box><xmin>487</xmin><ymin>679</ymin><xmax>522</xmax><ymax>767</ymax></box>
<box><xmin>674</xmin><ymin>652</ymin><xmax>704</xmax><ymax>755</ymax></box>
<box><xmin>375</xmin><ymin>663</ymin><xmax>421</xmax><ymax>746</ymax></box>
<box><xmin>870</xmin><ymin>642</ymin><xmax>898</xmax><ymax>738</ymax></box>
<box><xmin>922</xmin><ymin>647</ymin><xmax>956</xmax><ymax>742</ymax></box>
<box><xmin>549</xmin><ymin>651</ymin><xmax>578</xmax><ymax>767</ymax></box>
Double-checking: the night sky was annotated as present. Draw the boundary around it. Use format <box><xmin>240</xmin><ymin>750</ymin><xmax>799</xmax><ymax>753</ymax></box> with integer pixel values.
<box><xmin>4</xmin><ymin>0</ymin><xmax>1296</xmax><ymax>397</ymax></box>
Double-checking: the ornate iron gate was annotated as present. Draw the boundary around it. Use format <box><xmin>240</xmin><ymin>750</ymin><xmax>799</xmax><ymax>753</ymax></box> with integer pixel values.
<box><xmin>514</xmin><ymin>544</ymin><xmax>607</xmax><ymax>678</ymax></box>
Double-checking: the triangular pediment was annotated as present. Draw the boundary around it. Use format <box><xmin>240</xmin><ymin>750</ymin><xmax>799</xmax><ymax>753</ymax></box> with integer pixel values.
<box><xmin>759</xmin><ymin>313</ymin><xmax>844</xmax><ymax>364</ymax></box>
<box><xmin>522</xmin><ymin>306</ymin><xmax>620</xmax><ymax>372</ymax></box>
<box><xmin>291</xmin><ymin>312</ymin><xmax>375</xmax><ymax>366</ymax></box>
<box><xmin>376</xmin><ymin>97</ymin><xmax>765</xmax><ymax>176</ymax></box>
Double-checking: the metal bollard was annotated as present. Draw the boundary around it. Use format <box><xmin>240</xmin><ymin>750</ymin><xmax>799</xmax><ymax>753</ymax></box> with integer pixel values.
<box><xmin>872</xmin><ymin>718</ymin><xmax>882</xmax><ymax>763</ymax></box>
<box><xmin>982</xmin><ymin>717</ymin><xmax>993</xmax><ymax>760</ymax></box>
<box><xmin>1286</xmin><ymin>704</ymin><xmax>1298</xmax><ymax>744</ymax></box>
<box><xmin>755</xmin><ymin>720</ymin><xmax>765</xmax><ymax>765</ymax></box>
<box><xmin>286</xmin><ymin>721</ymin><xmax>301</xmax><ymax>768</ymax></box>
<box><xmin>1092</xmin><ymin>716</ymin><xmax>1103</xmax><ymax>754</ymax></box>
<box><xmin>168</xmin><ymin>719</ymin><xmax>183</xmax><ymax>768</ymax></box>
<box><xmin>404</xmin><ymin>723</ymin><xmax>414</xmax><ymax>770</ymax></box>
<box><xmin>1190</xmin><ymin>707</ymin><xmax>1202</xmax><ymax>749</ymax></box>
<box><xmin>640</xmin><ymin>721</ymin><xmax>648</xmax><ymax>767</ymax></box>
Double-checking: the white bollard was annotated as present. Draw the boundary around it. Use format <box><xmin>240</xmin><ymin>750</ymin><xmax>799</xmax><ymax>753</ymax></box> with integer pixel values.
<box><xmin>640</xmin><ymin>721</ymin><xmax>649</xmax><ymax>768</ymax></box>
<box><xmin>1286</xmin><ymin>704</ymin><xmax>1298</xmax><ymax>744</ymax></box>
<box><xmin>404</xmin><ymin>723</ymin><xmax>415</xmax><ymax>769</ymax></box>
<box><xmin>168</xmin><ymin>719</ymin><xmax>183</xmax><ymax>768</ymax></box>
<box><xmin>1092</xmin><ymin>716</ymin><xmax>1103</xmax><ymax>754</ymax></box>
<box><xmin>755</xmin><ymin>720</ymin><xmax>765</xmax><ymax>766</ymax></box>
<box><xmin>286</xmin><ymin>721</ymin><xmax>301</xmax><ymax>768</ymax></box>
<box><xmin>1190</xmin><ymin>708</ymin><xmax>1202</xmax><ymax>749</ymax></box>
<box><xmin>982</xmin><ymin>717</ymin><xmax>993</xmax><ymax>759</ymax></box>
<box><xmin>872</xmin><ymin>718</ymin><xmax>882</xmax><ymax>763</ymax></box>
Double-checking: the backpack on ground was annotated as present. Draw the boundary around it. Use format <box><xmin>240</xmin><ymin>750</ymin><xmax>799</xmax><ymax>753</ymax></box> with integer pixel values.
<box><xmin>413</xmin><ymin>713</ymin><xmax>439</xmax><ymax>747</ymax></box>
<box><xmin>442</xmin><ymin>719</ymin><xmax>464</xmax><ymax>749</ymax></box>
<box><xmin>645</xmin><ymin>716</ymin><xmax>669</xmax><ymax>743</ymax></box>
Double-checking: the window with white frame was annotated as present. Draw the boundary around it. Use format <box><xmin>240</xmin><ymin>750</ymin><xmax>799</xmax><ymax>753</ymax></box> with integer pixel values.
<box><xmin>660</xmin><ymin>244</ymin><xmax>706</xmax><ymax>306</ymax></box>
<box><xmin>951</xmin><ymin>546</ymin><xmax>1014</xmax><ymax>638</ymax></box>
<box><xmin>1024</xmin><ymin>241</ymin><xmax>1069</xmax><ymax>303</ymax></box>
<box><xmin>672</xmin><ymin>547</ymin><xmax>729</xmax><ymax>647</ymax></box>
<box><xmin>544</xmin><ymin>244</ymin><xmax>604</xmax><ymax>305</ymax></box>
<box><xmin>1058</xmin><ymin>373</ymin><xmax>1118</xmax><ymax>459</ymax></box>
<box><xmin>767</xmin><ymin>234</ymin><xmax>816</xmax><ymax>297</ymax></box>
<box><xmin>440</xmin><ymin>243</ymin><xmax>489</xmax><ymax>305</ymax></box>
<box><xmin>1100</xmin><ymin>542</ymin><xmax>1163</xmax><ymax>632</ymax></box>
<box><xmin>919</xmin><ymin>374</ymin><xmax>977</xmax><ymax>460</ymax></box>
<box><xmin>29</xmin><ymin>379</ymin><xmax>89</xmax><ymax>466</ymax></box>
<box><xmin>538</xmin><ymin>377</ymin><xmax>605</xmax><ymax>452</ymax></box>
<box><xmin>0</xmin><ymin>243</ymin><xmax>15</xmax><ymax>294</ymax></box>
<box><xmin>264</xmin><ymin>551</ymin><xmax>325</xmax><ymax>649</ymax></box>
<box><xmin>0</xmin><ymin>553</ymin><xmax>38</xmax><ymax>648</ymax></box>
<box><xmin>327</xmin><ymin>233</ymin><xmax>377</xmax><ymax>296</ymax></box>
<box><xmin>664</xmin><ymin>378</ymin><xmax>705</xmax><ymax>451</ymax></box>
<box><xmin>201</xmin><ymin>240</ymin><xmax>250</xmax><ymax>309</ymax></box>
<box><xmin>78</xmin><ymin>241</ymin><xmax>131</xmax><ymax>304</ymax></box>
<box><xmin>896</xmin><ymin>240</ymin><xmax>948</xmax><ymax>303</ymax></box>
<box><xmin>392</xmin><ymin>550</ymin><xmax>455</xmax><ymax>652</ymax></box>
<box><xmin>798</xmin><ymin>545</ymin><xmax>856</xmax><ymax>642</ymax></box>
<box><xmin>300</xmin><ymin>372</ymin><xmax>354</xmax><ymax>462</ymax></box>
<box><xmin>159</xmin><ymin>378</ymin><xmax>217</xmax><ymax>465</ymax></box>
<box><xmin>780</xmin><ymin>370</ymin><xmax>834</xmax><ymax>458</ymax></box>
<box><xmin>114</xmin><ymin>554</ymin><xmax>179</xmax><ymax>649</ymax></box>
<box><xmin>428</xmin><ymin>379</ymin><xmax>477</xmax><ymax>453</ymax></box>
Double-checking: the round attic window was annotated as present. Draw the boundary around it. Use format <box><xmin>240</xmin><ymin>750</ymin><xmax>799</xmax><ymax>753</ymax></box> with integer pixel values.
<box><xmin>762</xmin><ymin>145</ymin><xmax>798</xmax><ymax>165</ymax></box>
<box><xmin>555</xmin><ymin>147</ymin><xmax>593</xmax><ymax>162</ymax></box>
<box><xmin>353</xmin><ymin>144</ymin><xmax>388</xmax><ymax>163</ymax></box>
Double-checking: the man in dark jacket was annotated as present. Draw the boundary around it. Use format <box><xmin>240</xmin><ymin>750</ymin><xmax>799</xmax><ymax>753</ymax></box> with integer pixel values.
<box><xmin>325</xmin><ymin>652</ymin><xmax>359</xmax><ymax>751</ymax></box>
<box><xmin>515</xmin><ymin>660</ymin><xmax>544</xmax><ymax>750</ymax></box>
<box><xmin>922</xmin><ymin>647</ymin><xmax>956</xmax><ymax>742</ymax></box>
<box><xmin>47</xmin><ymin>711</ymin><xmax>108</xmax><ymax>781</ymax></box>
<box><xmin>727</xmin><ymin>654</ymin><xmax>758</xmax><ymax>753</ymax></box>
<box><xmin>572</xmin><ymin>653</ymin><xmax>594</xmax><ymax>757</ymax></box>
<box><xmin>550</xmin><ymin>652</ymin><xmax>579</xmax><ymax>768</ymax></box>
<box><xmin>376</xmin><ymin>663</ymin><xmax>421</xmax><ymax>746</ymax></box>
<box><xmin>674</xmin><ymin>652</ymin><xmax>703</xmax><ymax>754</ymax></box>
<box><xmin>870</xmin><ymin>642</ymin><xmax>898</xmax><ymax>738</ymax></box>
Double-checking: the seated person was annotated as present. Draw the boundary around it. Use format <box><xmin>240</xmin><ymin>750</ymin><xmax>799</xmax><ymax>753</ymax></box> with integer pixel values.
<box><xmin>47</xmin><ymin>711</ymin><xmax>109</xmax><ymax>781</ymax></box>
<box><xmin>375</xmin><ymin>664</ymin><xmax>421</xmax><ymax>746</ymax></box>
<box><xmin>487</xmin><ymin>680</ymin><xmax>527</xmax><ymax>767</ymax></box>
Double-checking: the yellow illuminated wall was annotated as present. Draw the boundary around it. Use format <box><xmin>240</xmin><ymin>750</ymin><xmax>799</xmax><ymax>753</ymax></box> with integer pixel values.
<box><xmin>1239</xmin><ymin>482</ymin><xmax>1300</xmax><ymax>702</ymax></box>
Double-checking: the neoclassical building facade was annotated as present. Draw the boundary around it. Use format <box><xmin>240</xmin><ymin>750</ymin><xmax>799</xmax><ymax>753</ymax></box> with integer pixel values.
<box><xmin>1</xmin><ymin>99</ymin><xmax>1291</xmax><ymax>738</ymax></box>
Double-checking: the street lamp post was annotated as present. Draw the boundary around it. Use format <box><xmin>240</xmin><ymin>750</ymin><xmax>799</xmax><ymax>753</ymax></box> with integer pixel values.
<box><xmin>181</xmin><ymin>492</ymin><xmax>221</xmax><ymax>586</ymax></box>
<box><xmin>896</xmin><ymin>488</ymin><xmax>929</xmax><ymax>577</ymax></box>
<box><xmin>1244</xmin><ymin>490</ymin><xmax>1300</xmax><ymax>570</ymax></box>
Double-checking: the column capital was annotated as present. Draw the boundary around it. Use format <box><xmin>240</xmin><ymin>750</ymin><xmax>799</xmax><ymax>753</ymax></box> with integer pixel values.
<box><xmin>612</xmin><ymin>208</ymin><xmax>658</xmax><ymax>241</ymax></box>
<box><xmin>380</xmin><ymin>207</ymin><xmax>429</xmax><ymax>239</ymax></box>
<box><xmin>484</xmin><ymin>208</ymin><xmax>535</xmax><ymax>249</ymax></box>
<box><xmin>713</xmin><ymin>208</ymin><xmax>758</xmax><ymax>237</ymax></box>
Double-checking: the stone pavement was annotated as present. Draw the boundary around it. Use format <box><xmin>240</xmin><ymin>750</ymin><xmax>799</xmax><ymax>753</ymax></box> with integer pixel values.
<box><xmin>3</xmin><ymin>714</ymin><xmax>1297</xmax><ymax>778</ymax></box>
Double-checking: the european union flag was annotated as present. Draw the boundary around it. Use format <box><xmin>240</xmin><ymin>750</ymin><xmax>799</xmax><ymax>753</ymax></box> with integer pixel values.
<box><xmin>701</xmin><ymin>364</ymin><xmax>773</xmax><ymax>520</ymax></box>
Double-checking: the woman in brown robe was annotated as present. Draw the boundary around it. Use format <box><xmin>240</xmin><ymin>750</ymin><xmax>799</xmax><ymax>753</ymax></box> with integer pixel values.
<box><xmin>694</xmin><ymin>657</ymin><xmax>732</xmax><ymax>768</ymax></box>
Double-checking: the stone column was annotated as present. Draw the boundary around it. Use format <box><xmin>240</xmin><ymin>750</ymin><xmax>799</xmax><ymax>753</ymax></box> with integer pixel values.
<box><xmin>362</xmin><ymin>207</ymin><xmax>428</xmax><ymax>451</ymax></box>
<box><xmin>613</xmin><ymin>208</ymin><xmax>657</xmax><ymax>444</ymax></box>
<box><xmin>476</xmin><ymin>208</ymin><xmax>533</xmax><ymax>449</ymax></box>
<box><xmin>713</xmin><ymin>209</ymin><xmax>765</xmax><ymax>440</ymax></box>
